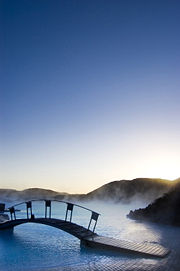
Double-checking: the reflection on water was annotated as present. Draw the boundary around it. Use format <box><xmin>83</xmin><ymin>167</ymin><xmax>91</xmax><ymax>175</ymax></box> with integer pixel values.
<box><xmin>0</xmin><ymin>201</ymin><xmax>180</xmax><ymax>271</ymax></box>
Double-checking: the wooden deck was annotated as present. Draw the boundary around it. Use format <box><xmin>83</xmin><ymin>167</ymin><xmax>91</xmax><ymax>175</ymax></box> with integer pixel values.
<box><xmin>0</xmin><ymin>218</ymin><xmax>170</xmax><ymax>258</ymax></box>
<box><xmin>0</xmin><ymin>200</ymin><xmax>170</xmax><ymax>258</ymax></box>
<box><xmin>83</xmin><ymin>235</ymin><xmax>170</xmax><ymax>258</ymax></box>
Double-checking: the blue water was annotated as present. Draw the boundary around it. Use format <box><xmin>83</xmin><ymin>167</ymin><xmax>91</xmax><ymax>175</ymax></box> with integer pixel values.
<box><xmin>0</xmin><ymin>201</ymin><xmax>180</xmax><ymax>271</ymax></box>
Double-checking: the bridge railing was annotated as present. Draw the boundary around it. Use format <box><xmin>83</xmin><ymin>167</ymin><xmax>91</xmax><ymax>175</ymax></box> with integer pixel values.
<box><xmin>7</xmin><ymin>200</ymin><xmax>100</xmax><ymax>233</ymax></box>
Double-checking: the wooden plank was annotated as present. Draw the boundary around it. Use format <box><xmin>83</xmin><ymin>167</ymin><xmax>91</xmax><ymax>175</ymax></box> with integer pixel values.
<box><xmin>84</xmin><ymin>235</ymin><xmax>170</xmax><ymax>258</ymax></box>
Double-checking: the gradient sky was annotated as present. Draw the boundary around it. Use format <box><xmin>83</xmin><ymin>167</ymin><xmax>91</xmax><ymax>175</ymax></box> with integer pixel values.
<box><xmin>1</xmin><ymin>0</ymin><xmax>180</xmax><ymax>193</ymax></box>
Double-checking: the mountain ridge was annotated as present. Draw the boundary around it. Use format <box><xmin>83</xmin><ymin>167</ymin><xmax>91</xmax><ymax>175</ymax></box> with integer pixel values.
<box><xmin>0</xmin><ymin>177</ymin><xmax>178</xmax><ymax>204</ymax></box>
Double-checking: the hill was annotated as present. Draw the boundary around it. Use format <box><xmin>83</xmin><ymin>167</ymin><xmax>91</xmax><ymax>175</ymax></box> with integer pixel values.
<box><xmin>83</xmin><ymin>178</ymin><xmax>174</xmax><ymax>203</ymax></box>
<box><xmin>0</xmin><ymin>178</ymin><xmax>177</xmax><ymax>204</ymax></box>
<box><xmin>127</xmin><ymin>178</ymin><xmax>180</xmax><ymax>226</ymax></box>
<box><xmin>0</xmin><ymin>188</ymin><xmax>68</xmax><ymax>202</ymax></box>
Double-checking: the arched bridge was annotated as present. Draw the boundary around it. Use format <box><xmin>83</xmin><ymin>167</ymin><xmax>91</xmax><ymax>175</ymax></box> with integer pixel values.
<box><xmin>0</xmin><ymin>200</ymin><xmax>100</xmax><ymax>239</ymax></box>
<box><xmin>0</xmin><ymin>200</ymin><xmax>170</xmax><ymax>258</ymax></box>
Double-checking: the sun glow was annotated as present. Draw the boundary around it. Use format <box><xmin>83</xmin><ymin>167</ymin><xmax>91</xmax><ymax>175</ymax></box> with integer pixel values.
<box><xmin>142</xmin><ymin>159</ymin><xmax>179</xmax><ymax>181</ymax></box>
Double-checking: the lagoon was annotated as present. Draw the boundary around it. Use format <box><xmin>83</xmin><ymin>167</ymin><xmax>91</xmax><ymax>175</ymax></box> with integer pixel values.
<box><xmin>0</xmin><ymin>201</ymin><xmax>180</xmax><ymax>271</ymax></box>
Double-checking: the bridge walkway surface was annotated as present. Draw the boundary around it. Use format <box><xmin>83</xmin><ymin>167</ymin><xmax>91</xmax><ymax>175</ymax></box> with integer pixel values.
<box><xmin>0</xmin><ymin>200</ymin><xmax>170</xmax><ymax>258</ymax></box>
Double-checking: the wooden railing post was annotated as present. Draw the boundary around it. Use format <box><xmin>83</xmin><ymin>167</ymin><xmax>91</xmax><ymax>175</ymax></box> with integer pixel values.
<box><xmin>65</xmin><ymin>203</ymin><xmax>74</xmax><ymax>222</ymax></box>
<box><xmin>26</xmin><ymin>201</ymin><xmax>32</xmax><ymax>219</ymax></box>
<box><xmin>88</xmin><ymin>212</ymin><xmax>99</xmax><ymax>232</ymax></box>
<box><xmin>9</xmin><ymin>207</ymin><xmax>16</xmax><ymax>220</ymax></box>
<box><xmin>45</xmin><ymin>200</ymin><xmax>51</xmax><ymax>218</ymax></box>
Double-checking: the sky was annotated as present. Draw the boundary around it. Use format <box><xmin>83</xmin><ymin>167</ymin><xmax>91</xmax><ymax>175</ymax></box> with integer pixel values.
<box><xmin>0</xmin><ymin>0</ymin><xmax>180</xmax><ymax>193</ymax></box>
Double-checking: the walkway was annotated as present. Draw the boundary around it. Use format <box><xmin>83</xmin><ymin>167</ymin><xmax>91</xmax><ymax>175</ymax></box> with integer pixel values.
<box><xmin>0</xmin><ymin>200</ymin><xmax>170</xmax><ymax>258</ymax></box>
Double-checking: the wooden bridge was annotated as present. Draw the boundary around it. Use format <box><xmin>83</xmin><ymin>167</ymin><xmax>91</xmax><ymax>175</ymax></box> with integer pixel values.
<box><xmin>0</xmin><ymin>200</ymin><xmax>99</xmax><ymax>239</ymax></box>
<box><xmin>0</xmin><ymin>200</ymin><xmax>170</xmax><ymax>258</ymax></box>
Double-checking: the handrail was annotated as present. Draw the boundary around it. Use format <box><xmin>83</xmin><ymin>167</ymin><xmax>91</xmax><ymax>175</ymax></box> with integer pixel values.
<box><xmin>7</xmin><ymin>199</ymin><xmax>100</xmax><ymax>233</ymax></box>
<box><xmin>8</xmin><ymin>199</ymin><xmax>100</xmax><ymax>216</ymax></box>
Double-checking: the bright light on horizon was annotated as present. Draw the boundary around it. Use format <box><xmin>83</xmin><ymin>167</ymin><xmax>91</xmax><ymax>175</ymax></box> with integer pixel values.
<box><xmin>0</xmin><ymin>129</ymin><xmax>179</xmax><ymax>193</ymax></box>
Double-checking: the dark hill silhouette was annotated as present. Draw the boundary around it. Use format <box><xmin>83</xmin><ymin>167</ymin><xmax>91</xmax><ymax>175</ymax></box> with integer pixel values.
<box><xmin>0</xmin><ymin>178</ymin><xmax>177</xmax><ymax>204</ymax></box>
<box><xmin>127</xmin><ymin>178</ymin><xmax>180</xmax><ymax>226</ymax></box>
<box><xmin>83</xmin><ymin>178</ymin><xmax>174</xmax><ymax>203</ymax></box>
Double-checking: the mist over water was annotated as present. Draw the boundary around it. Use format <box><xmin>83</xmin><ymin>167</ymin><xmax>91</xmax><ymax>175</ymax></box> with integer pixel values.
<box><xmin>0</xmin><ymin>200</ymin><xmax>180</xmax><ymax>271</ymax></box>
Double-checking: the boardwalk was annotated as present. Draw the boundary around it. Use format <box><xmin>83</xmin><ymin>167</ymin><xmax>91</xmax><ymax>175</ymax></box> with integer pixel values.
<box><xmin>0</xmin><ymin>200</ymin><xmax>170</xmax><ymax>258</ymax></box>
<box><xmin>83</xmin><ymin>235</ymin><xmax>169</xmax><ymax>258</ymax></box>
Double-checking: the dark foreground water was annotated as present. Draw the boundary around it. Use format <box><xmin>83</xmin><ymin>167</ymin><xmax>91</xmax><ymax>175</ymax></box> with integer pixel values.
<box><xmin>0</xmin><ymin>201</ymin><xmax>180</xmax><ymax>271</ymax></box>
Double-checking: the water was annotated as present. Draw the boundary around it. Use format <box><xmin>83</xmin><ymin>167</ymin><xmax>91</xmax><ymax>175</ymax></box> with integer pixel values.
<box><xmin>0</xmin><ymin>200</ymin><xmax>180</xmax><ymax>271</ymax></box>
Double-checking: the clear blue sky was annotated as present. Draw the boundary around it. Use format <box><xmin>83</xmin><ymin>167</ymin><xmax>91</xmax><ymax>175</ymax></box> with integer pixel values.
<box><xmin>1</xmin><ymin>0</ymin><xmax>180</xmax><ymax>193</ymax></box>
